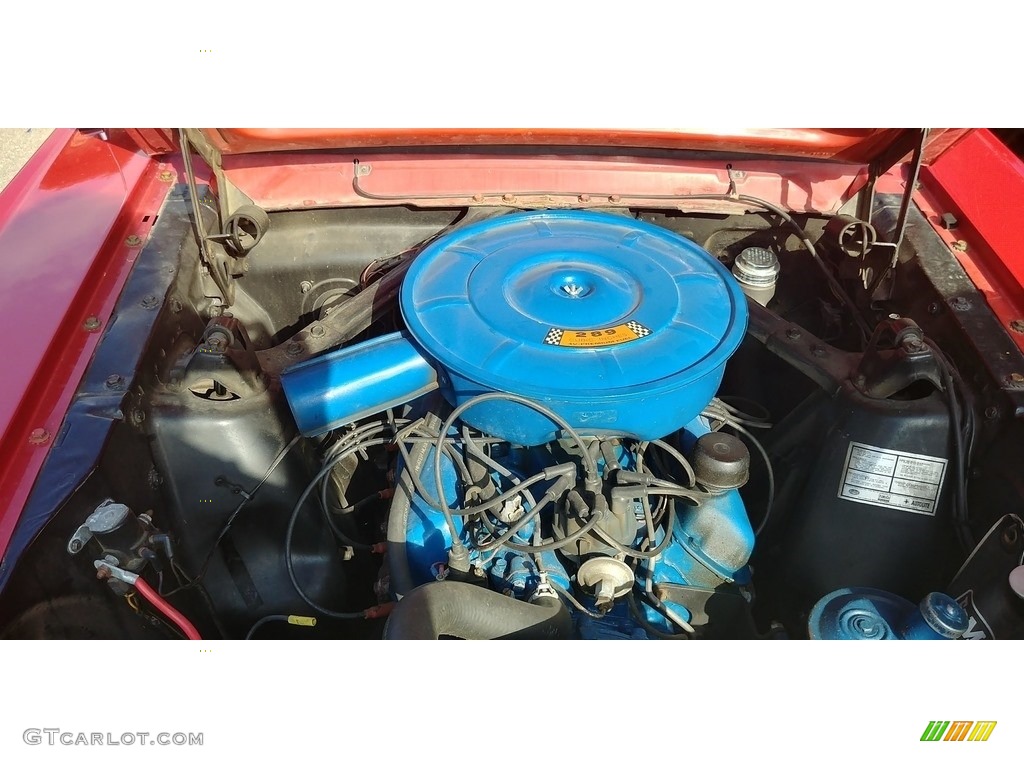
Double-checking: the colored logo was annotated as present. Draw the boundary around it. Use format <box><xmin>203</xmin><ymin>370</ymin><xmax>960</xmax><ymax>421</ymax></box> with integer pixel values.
<box><xmin>921</xmin><ymin>721</ymin><xmax>996</xmax><ymax>742</ymax></box>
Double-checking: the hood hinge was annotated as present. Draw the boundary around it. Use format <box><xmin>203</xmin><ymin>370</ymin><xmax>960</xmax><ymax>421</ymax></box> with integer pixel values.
<box><xmin>179</xmin><ymin>129</ymin><xmax>269</xmax><ymax>307</ymax></box>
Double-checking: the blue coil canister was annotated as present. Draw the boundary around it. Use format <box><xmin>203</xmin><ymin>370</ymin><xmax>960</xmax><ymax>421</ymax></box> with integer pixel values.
<box><xmin>808</xmin><ymin>587</ymin><xmax>967</xmax><ymax>640</ymax></box>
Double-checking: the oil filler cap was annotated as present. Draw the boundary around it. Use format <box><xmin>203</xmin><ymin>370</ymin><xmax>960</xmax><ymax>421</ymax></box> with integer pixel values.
<box><xmin>693</xmin><ymin>433</ymin><xmax>750</xmax><ymax>492</ymax></box>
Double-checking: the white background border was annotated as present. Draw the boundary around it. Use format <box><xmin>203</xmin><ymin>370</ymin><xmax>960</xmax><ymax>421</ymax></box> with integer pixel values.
<box><xmin>1</xmin><ymin>2</ymin><xmax>1019</xmax><ymax>764</ymax></box>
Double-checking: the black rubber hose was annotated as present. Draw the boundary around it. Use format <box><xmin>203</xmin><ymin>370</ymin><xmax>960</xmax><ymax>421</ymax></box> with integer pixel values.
<box><xmin>319</xmin><ymin>480</ymin><xmax>374</xmax><ymax>551</ymax></box>
<box><xmin>933</xmin><ymin>348</ymin><xmax>973</xmax><ymax>552</ymax></box>
<box><xmin>285</xmin><ymin>439</ymin><xmax>387</xmax><ymax>619</ymax></box>
<box><xmin>386</xmin><ymin>413</ymin><xmax>443</xmax><ymax>598</ymax></box>
<box><xmin>383</xmin><ymin>581</ymin><xmax>572</xmax><ymax>640</ymax></box>
<box><xmin>627</xmin><ymin>592</ymin><xmax>689</xmax><ymax>640</ymax></box>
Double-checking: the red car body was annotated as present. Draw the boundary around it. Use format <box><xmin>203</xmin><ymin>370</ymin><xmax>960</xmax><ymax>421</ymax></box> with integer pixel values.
<box><xmin>1</xmin><ymin>127</ymin><xmax>1021</xmax><ymax>593</ymax></box>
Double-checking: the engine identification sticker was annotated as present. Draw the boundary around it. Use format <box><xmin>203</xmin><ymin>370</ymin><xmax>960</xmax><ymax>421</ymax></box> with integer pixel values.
<box><xmin>837</xmin><ymin>442</ymin><xmax>947</xmax><ymax>515</ymax></box>
<box><xmin>544</xmin><ymin>321</ymin><xmax>651</xmax><ymax>348</ymax></box>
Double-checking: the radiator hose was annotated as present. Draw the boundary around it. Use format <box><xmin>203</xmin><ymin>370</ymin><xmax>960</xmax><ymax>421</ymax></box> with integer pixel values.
<box><xmin>383</xmin><ymin>581</ymin><xmax>572</xmax><ymax>639</ymax></box>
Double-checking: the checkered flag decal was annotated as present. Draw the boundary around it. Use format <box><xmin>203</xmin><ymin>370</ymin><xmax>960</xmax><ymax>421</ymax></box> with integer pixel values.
<box><xmin>626</xmin><ymin>320</ymin><xmax>651</xmax><ymax>338</ymax></box>
<box><xmin>544</xmin><ymin>328</ymin><xmax>564</xmax><ymax>345</ymax></box>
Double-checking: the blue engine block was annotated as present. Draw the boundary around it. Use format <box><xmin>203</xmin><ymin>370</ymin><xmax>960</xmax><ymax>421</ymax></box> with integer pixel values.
<box><xmin>402</xmin><ymin>416</ymin><xmax>756</xmax><ymax>638</ymax></box>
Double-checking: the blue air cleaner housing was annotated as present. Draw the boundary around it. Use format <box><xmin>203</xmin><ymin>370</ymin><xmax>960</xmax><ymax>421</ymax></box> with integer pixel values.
<box><xmin>400</xmin><ymin>210</ymin><xmax>748</xmax><ymax>444</ymax></box>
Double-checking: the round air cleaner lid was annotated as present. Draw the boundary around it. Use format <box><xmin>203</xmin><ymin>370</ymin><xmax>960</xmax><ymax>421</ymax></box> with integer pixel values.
<box><xmin>401</xmin><ymin>210</ymin><xmax>747</xmax><ymax>400</ymax></box>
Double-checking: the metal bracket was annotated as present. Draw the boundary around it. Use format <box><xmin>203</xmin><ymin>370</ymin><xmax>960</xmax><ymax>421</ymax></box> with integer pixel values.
<box><xmin>180</xmin><ymin>129</ymin><xmax>258</xmax><ymax>234</ymax></box>
<box><xmin>528</xmin><ymin>573</ymin><xmax>558</xmax><ymax>604</ymax></box>
<box><xmin>852</xmin><ymin>316</ymin><xmax>944</xmax><ymax>398</ymax></box>
<box><xmin>856</xmin><ymin>129</ymin><xmax>927</xmax><ymax>225</ymax></box>
<box><xmin>167</xmin><ymin>316</ymin><xmax>266</xmax><ymax>396</ymax></box>
<box><xmin>66</xmin><ymin>499</ymin><xmax>131</xmax><ymax>555</ymax></box>
<box><xmin>855</xmin><ymin>129</ymin><xmax>929</xmax><ymax>300</ymax></box>
<box><xmin>67</xmin><ymin>525</ymin><xmax>93</xmax><ymax>555</ymax></box>
<box><xmin>745</xmin><ymin>299</ymin><xmax>860</xmax><ymax>394</ymax></box>
<box><xmin>652</xmin><ymin>582</ymin><xmax>754</xmax><ymax>637</ymax></box>
<box><xmin>93</xmin><ymin>559</ymin><xmax>139</xmax><ymax>586</ymax></box>
<box><xmin>178</xmin><ymin>130</ymin><xmax>270</xmax><ymax>308</ymax></box>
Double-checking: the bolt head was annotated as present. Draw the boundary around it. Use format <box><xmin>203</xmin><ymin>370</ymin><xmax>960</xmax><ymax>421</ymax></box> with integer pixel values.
<box><xmin>82</xmin><ymin>316</ymin><xmax>101</xmax><ymax>332</ymax></box>
<box><xmin>785</xmin><ymin>328</ymin><xmax>801</xmax><ymax>340</ymax></box>
<box><xmin>286</xmin><ymin>341</ymin><xmax>303</xmax><ymax>356</ymax></box>
<box><xmin>28</xmin><ymin>428</ymin><xmax>50</xmax><ymax>445</ymax></box>
<box><xmin>125</xmin><ymin>235</ymin><xmax>142</xmax><ymax>247</ymax></box>
<box><xmin>310</xmin><ymin>324</ymin><xmax>326</xmax><ymax>339</ymax></box>
<box><xmin>1011</xmin><ymin>373</ymin><xmax>1024</xmax><ymax>383</ymax></box>
<box><xmin>205</xmin><ymin>331</ymin><xmax>229</xmax><ymax>352</ymax></box>
<box><xmin>1011</xmin><ymin>320</ymin><xmax>1024</xmax><ymax>334</ymax></box>
<box><xmin>299</xmin><ymin>281</ymin><xmax>313</xmax><ymax>294</ymax></box>
<box><xmin>159</xmin><ymin>170</ymin><xmax>175</xmax><ymax>183</ymax></box>
<box><xmin>104</xmin><ymin>374</ymin><xmax>124</xmax><ymax>389</ymax></box>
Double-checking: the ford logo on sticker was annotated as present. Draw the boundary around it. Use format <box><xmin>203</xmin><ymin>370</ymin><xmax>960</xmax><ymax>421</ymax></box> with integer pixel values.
<box><xmin>848</xmin><ymin>488</ymin><xmax>860</xmax><ymax>496</ymax></box>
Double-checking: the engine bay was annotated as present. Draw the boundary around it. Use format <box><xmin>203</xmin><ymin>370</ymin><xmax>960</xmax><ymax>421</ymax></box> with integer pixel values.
<box><xmin>3</xmin><ymin>171</ymin><xmax>1023</xmax><ymax>641</ymax></box>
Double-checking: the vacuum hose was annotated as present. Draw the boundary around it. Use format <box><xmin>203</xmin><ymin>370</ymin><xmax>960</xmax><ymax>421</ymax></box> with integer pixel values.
<box><xmin>384</xmin><ymin>581</ymin><xmax>572</xmax><ymax>640</ymax></box>
<box><xmin>386</xmin><ymin>413</ymin><xmax>442</xmax><ymax>598</ymax></box>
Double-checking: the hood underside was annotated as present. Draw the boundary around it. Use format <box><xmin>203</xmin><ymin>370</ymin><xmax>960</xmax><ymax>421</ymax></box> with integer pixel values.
<box><xmin>127</xmin><ymin>128</ymin><xmax>970</xmax><ymax>165</ymax></box>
